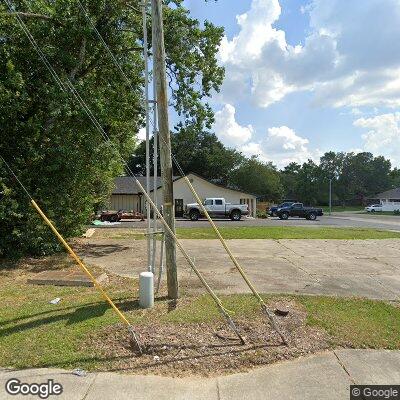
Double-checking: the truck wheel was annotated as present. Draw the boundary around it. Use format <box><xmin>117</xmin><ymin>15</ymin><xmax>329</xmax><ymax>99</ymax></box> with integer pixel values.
<box><xmin>230</xmin><ymin>210</ymin><xmax>241</xmax><ymax>221</ymax></box>
<box><xmin>308</xmin><ymin>212</ymin><xmax>317</xmax><ymax>221</ymax></box>
<box><xmin>189</xmin><ymin>210</ymin><xmax>200</xmax><ymax>221</ymax></box>
<box><xmin>280</xmin><ymin>212</ymin><xmax>289</xmax><ymax>220</ymax></box>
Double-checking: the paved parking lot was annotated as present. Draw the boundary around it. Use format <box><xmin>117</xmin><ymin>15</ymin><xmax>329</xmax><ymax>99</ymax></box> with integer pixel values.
<box><xmin>80</xmin><ymin>237</ymin><xmax>400</xmax><ymax>300</ymax></box>
<box><xmin>93</xmin><ymin>212</ymin><xmax>400</xmax><ymax>230</ymax></box>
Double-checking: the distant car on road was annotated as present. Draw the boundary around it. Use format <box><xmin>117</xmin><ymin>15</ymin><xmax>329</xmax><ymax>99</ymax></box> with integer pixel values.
<box><xmin>365</xmin><ymin>204</ymin><xmax>383</xmax><ymax>212</ymax></box>
<box><xmin>268</xmin><ymin>202</ymin><xmax>295</xmax><ymax>217</ymax></box>
<box><xmin>276</xmin><ymin>203</ymin><xmax>323</xmax><ymax>220</ymax></box>
<box><xmin>185</xmin><ymin>197</ymin><xmax>249</xmax><ymax>221</ymax></box>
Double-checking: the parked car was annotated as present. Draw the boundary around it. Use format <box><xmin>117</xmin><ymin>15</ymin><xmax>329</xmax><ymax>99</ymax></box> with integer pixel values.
<box><xmin>276</xmin><ymin>203</ymin><xmax>323</xmax><ymax>220</ymax></box>
<box><xmin>365</xmin><ymin>204</ymin><xmax>383</xmax><ymax>212</ymax></box>
<box><xmin>185</xmin><ymin>198</ymin><xmax>249</xmax><ymax>221</ymax></box>
<box><xmin>268</xmin><ymin>202</ymin><xmax>295</xmax><ymax>217</ymax></box>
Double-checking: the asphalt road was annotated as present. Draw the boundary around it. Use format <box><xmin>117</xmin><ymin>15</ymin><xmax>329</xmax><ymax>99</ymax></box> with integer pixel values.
<box><xmin>94</xmin><ymin>212</ymin><xmax>400</xmax><ymax>230</ymax></box>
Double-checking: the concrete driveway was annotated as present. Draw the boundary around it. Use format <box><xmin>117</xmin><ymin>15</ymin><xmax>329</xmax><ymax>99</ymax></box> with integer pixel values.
<box><xmin>79</xmin><ymin>237</ymin><xmax>400</xmax><ymax>300</ymax></box>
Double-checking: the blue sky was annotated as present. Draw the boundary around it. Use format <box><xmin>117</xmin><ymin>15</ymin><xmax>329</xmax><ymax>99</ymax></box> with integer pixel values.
<box><xmin>179</xmin><ymin>0</ymin><xmax>400</xmax><ymax>169</ymax></box>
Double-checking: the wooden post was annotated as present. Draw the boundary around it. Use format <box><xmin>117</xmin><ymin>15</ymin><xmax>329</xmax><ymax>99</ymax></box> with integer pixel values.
<box><xmin>151</xmin><ymin>0</ymin><xmax>178</xmax><ymax>299</ymax></box>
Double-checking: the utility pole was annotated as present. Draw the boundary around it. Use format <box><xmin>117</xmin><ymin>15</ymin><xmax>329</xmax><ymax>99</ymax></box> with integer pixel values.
<box><xmin>329</xmin><ymin>178</ymin><xmax>332</xmax><ymax>216</ymax></box>
<box><xmin>142</xmin><ymin>0</ymin><xmax>151</xmax><ymax>269</ymax></box>
<box><xmin>151</xmin><ymin>0</ymin><xmax>178</xmax><ymax>299</ymax></box>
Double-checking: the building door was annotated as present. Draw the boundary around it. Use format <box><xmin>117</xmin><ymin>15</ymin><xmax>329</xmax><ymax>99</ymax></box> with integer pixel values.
<box><xmin>175</xmin><ymin>199</ymin><xmax>184</xmax><ymax>217</ymax></box>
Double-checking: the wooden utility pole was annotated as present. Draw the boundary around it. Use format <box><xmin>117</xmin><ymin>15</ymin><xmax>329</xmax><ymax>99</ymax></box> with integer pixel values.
<box><xmin>151</xmin><ymin>0</ymin><xmax>178</xmax><ymax>299</ymax></box>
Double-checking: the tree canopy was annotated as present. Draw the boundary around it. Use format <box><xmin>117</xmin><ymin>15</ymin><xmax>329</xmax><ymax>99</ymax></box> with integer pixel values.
<box><xmin>0</xmin><ymin>0</ymin><xmax>225</xmax><ymax>258</ymax></box>
<box><xmin>280</xmin><ymin>152</ymin><xmax>395</xmax><ymax>206</ymax></box>
<box><xmin>228</xmin><ymin>157</ymin><xmax>283</xmax><ymax>200</ymax></box>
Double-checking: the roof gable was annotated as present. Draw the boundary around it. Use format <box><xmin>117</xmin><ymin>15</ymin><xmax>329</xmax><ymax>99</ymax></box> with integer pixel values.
<box><xmin>112</xmin><ymin>173</ymin><xmax>257</xmax><ymax>198</ymax></box>
<box><xmin>373</xmin><ymin>187</ymin><xmax>400</xmax><ymax>199</ymax></box>
<box><xmin>112</xmin><ymin>176</ymin><xmax>178</xmax><ymax>195</ymax></box>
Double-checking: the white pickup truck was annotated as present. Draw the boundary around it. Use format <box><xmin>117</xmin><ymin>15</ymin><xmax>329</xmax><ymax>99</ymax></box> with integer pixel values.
<box><xmin>184</xmin><ymin>198</ymin><xmax>249</xmax><ymax>221</ymax></box>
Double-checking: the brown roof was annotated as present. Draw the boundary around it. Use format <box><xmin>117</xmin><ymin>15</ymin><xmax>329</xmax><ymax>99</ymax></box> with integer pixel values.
<box><xmin>112</xmin><ymin>176</ymin><xmax>179</xmax><ymax>195</ymax></box>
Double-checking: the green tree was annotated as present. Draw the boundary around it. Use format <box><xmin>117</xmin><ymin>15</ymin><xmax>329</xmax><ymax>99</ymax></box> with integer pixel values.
<box><xmin>280</xmin><ymin>162</ymin><xmax>301</xmax><ymax>201</ymax></box>
<box><xmin>295</xmin><ymin>160</ymin><xmax>321</xmax><ymax>205</ymax></box>
<box><xmin>229</xmin><ymin>157</ymin><xmax>283</xmax><ymax>201</ymax></box>
<box><xmin>389</xmin><ymin>168</ymin><xmax>400</xmax><ymax>188</ymax></box>
<box><xmin>338</xmin><ymin>152</ymin><xmax>391</xmax><ymax>203</ymax></box>
<box><xmin>0</xmin><ymin>0</ymin><xmax>225</xmax><ymax>258</ymax></box>
<box><xmin>129</xmin><ymin>127</ymin><xmax>244</xmax><ymax>184</ymax></box>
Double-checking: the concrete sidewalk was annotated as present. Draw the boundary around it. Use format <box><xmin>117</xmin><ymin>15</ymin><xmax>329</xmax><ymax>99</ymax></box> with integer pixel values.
<box><xmin>1</xmin><ymin>350</ymin><xmax>399</xmax><ymax>399</ymax></box>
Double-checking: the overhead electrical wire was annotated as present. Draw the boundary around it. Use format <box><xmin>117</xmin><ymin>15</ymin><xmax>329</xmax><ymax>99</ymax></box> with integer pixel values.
<box><xmin>74</xmin><ymin>0</ymin><xmax>287</xmax><ymax>343</ymax></box>
<box><xmin>2</xmin><ymin>0</ymin><xmax>246</xmax><ymax>345</ymax></box>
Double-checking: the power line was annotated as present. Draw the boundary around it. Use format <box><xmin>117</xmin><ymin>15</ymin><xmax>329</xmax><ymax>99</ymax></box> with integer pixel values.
<box><xmin>2</xmin><ymin>0</ymin><xmax>245</xmax><ymax>343</ymax></box>
<box><xmin>51</xmin><ymin>0</ymin><xmax>285</xmax><ymax>342</ymax></box>
<box><xmin>0</xmin><ymin>154</ymin><xmax>32</xmax><ymax>200</ymax></box>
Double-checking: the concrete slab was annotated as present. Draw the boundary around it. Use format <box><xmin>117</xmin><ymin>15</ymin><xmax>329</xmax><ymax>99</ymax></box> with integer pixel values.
<box><xmin>371</xmin><ymin>275</ymin><xmax>400</xmax><ymax>299</ymax></box>
<box><xmin>335</xmin><ymin>349</ymin><xmax>400</xmax><ymax>384</ymax></box>
<box><xmin>80</xmin><ymin>238</ymin><xmax>400</xmax><ymax>300</ymax></box>
<box><xmin>218</xmin><ymin>352</ymin><xmax>351</xmax><ymax>400</ymax></box>
<box><xmin>85</xmin><ymin>373</ymin><xmax>218</xmax><ymax>400</ymax></box>
<box><xmin>298</xmin><ymin>275</ymin><xmax>398</xmax><ymax>300</ymax></box>
<box><xmin>0</xmin><ymin>368</ymin><xmax>96</xmax><ymax>400</ymax></box>
<box><xmin>27</xmin><ymin>270</ymin><xmax>108</xmax><ymax>287</ymax></box>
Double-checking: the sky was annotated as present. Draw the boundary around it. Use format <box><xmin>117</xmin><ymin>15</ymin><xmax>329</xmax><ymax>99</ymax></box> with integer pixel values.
<box><xmin>179</xmin><ymin>0</ymin><xmax>400</xmax><ymax>169</ymax></box>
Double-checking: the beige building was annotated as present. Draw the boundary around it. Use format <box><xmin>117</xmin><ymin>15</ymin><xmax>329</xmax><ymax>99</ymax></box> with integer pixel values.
<box><xmin>109</xmin><ymin>173</ymin><xmax>257</xmax><ymax>218</ymax></box>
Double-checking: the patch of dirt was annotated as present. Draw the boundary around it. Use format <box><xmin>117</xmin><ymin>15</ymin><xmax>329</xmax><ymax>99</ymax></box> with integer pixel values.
<box><xmin>0</xmin><ymin>253</ymin><xmax>136</xmax><ymax>292</ymax></box>
<box><xmin>83</xmin><ymin>299</ymin><xmax>331</xmax><ymax>377</ymax></box>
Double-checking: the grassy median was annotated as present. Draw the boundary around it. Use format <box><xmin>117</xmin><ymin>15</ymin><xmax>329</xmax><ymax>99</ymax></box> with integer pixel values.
<box><xmin>97</xmin><ymin>227</ymin><xmax>400</xmax><ymax>240</ymax></box>
<box><xmin>176</xmin><ymin>227</ymin><xmax>400</xmax><ymax>240</ymax></box>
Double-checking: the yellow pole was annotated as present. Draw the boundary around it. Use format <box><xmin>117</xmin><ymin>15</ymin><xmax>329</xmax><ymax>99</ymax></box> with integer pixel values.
<box><xmin>183</xmin><ymin>177</ymin><xmax>287</xmax><ymax>344</ymax></box>
<box><xmin>133</xmin><ymin>179</ymin><xmax>245</xmax><ymax>343</ymax></box>
<box><xmin>30</xmin><ymin>199</ymin><xmax>131</xmax><ymax>327</ymax></box>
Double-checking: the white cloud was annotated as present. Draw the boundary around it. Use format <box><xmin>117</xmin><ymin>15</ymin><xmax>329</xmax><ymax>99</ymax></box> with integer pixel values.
<box><xmin>213</xmin><ymin>101</ymin><xmax>318</xmax><ymax>168</ymax></box>
<box><xmin>241</xmin><ymin>126</ymin><xmax>319</xmax><ymax>168</ymax></box>
<box><xmin>213</xmin><ymin>104</ymin><xmax>253</xmax><ymax>146</ymax></box>
<box><xmin>218</xmin><ymin>0</ymin><xmax>400</xmax><ymax>109</ymax></box>
<box><xmin>137</xmin><ymin>127</ymin><xmax>146</xmax><ymax>141</ymax></box>
<box><xmin>354</xmin><ymin>113</ymin><xmax>400</xmax><ymax>165</ymax></box>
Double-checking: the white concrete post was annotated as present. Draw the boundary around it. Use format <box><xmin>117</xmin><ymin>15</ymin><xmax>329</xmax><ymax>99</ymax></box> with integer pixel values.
<box><xmin>139</xmin><ymin>271</ymin><xmax>154</xmax><ymax>308</ymax></box>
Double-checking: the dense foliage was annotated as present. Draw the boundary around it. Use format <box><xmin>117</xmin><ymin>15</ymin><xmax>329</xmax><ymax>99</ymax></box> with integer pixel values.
<box><xmin>129</xmin><ymin>128</ymin><xmax>244</xmax><ymax>185</ymax></box>
<box><xmin>228</xmin><ymin>157</ymin><xmax>283</xmax><ymax>201</ymax></box>
<box><xmin>281</xmin><ymin>152</ymin><xmax>396</xmax><ymax>205</ymax></box>
<box><xmin>0</xmin><ymin>0</ymin><xmax>224</xmax><ymax>258</ymax></box>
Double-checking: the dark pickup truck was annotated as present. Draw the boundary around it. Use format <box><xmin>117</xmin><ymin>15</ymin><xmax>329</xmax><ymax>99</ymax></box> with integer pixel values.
<box><xmin>268</xmin><ymin>202</ymin><xmax>295</xmax><ymax>217</ymax></box>
<box><xmin>276</xmin><ymin>203</ymin><xmax>323</xmax><ymax>220</ymax></box>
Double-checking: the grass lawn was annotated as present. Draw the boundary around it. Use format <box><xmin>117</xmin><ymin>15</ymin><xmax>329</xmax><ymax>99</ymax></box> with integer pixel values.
<box><xmin>176</xmin><ymin>226</ymin><xmax>400</xmax><ymax>240</ymax></box>
<box><xmin>0</xmin><ymin>267</ymin><xmax>399</xmax><ymax>372</ymax></box>
<box><xmin>95</xmin><ymin>227</ymin><xmax>400</xmax><ymax>240</ymax></box>
<box><xmin>318</xmin><ymin>206</ymin><xmax>364</xmax><ymax>213</ymax></box>
<box><xmin>362</xmin><ymin>211</ymin><xmax>400</xmax><ymax>216</ymax></box>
